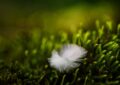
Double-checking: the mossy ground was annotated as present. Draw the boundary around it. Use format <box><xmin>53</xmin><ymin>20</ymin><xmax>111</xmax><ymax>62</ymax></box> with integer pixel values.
<box><xmin>0</xmin><ymin>21</ymin><xmax>120</xmax><ymax>85</ymax></box>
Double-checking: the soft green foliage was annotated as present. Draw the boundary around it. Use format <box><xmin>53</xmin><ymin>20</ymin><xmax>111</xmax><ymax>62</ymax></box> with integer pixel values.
<box><xmin>0</xmin><ymin>21</ymin><xmax>120</xmax><ymax>85</ymax></box>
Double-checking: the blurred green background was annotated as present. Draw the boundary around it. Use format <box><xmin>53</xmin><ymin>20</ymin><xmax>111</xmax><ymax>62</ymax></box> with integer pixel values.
<box><xmin>0</xmin><ymin>0</ymin><xmax>120</xmax><ymax>37</ymax></box>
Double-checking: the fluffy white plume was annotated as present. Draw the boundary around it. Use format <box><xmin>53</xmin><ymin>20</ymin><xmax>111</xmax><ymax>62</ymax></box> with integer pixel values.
<box><xmin>48</xmin><ymin>44</ymin><xmax>87</xmax><ymax>72</ymax></box>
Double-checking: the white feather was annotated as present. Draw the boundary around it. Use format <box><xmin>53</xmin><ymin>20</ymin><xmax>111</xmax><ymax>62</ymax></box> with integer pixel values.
<box><xmin>48</xmin><ymin>44</ymin><xmax>87</xmax><ymax>72</ymax></box>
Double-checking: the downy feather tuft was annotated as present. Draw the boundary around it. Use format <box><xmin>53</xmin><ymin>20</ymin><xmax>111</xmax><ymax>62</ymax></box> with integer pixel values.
<box><xmin>48</xmin><ymin>44</ymin><xmax>87</xmax><ymax>72</ymax></box>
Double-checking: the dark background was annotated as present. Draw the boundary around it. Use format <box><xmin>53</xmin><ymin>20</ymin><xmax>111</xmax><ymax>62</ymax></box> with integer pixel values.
<box><xmin>0</xmin><ymin>0</ymin><xmax>120</xmax><ymax>37</ymax></box>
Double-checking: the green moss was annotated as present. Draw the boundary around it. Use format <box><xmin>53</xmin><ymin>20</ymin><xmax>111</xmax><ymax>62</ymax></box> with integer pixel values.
<box><xmin>0</xmin><ymin>21</ymin><xmax>120</xmax><ymax>85</ymax></box>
